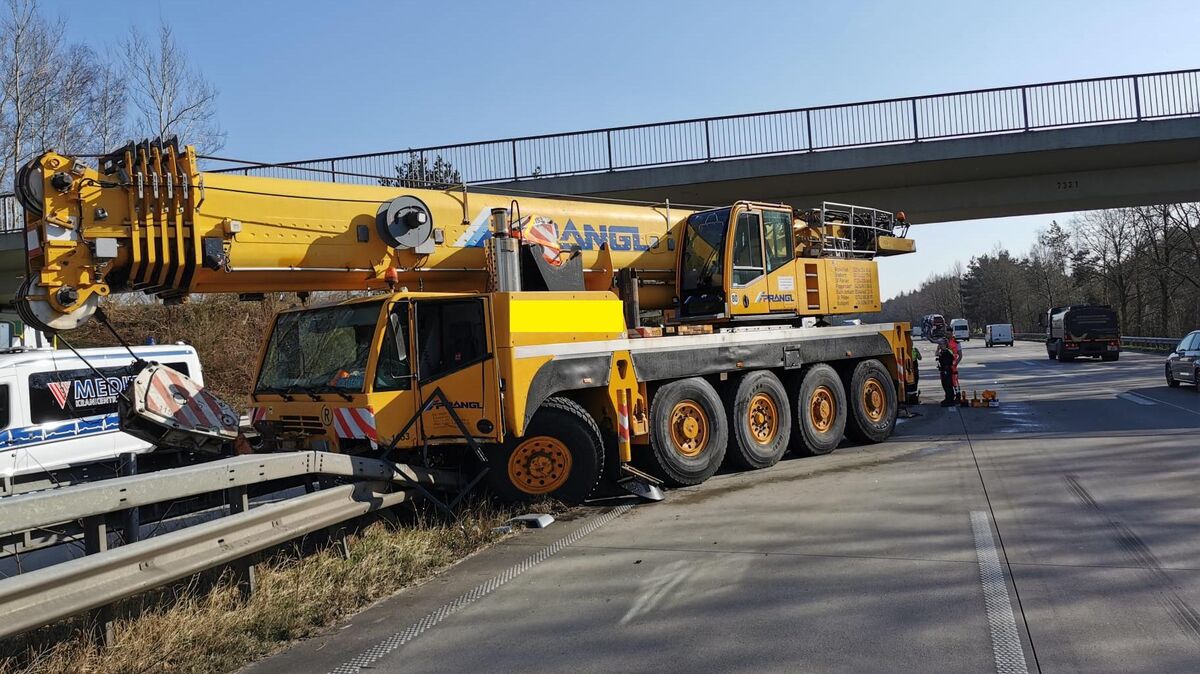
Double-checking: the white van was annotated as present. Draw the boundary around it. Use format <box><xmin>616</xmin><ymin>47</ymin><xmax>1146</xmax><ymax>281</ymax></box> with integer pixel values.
<box><xmin>985</xmin><ymin>324</ymin><xmax>1014</xmax><ymax>347</ymax></box>
<box><xmin>950</xmin><ymin>318</ymin><xmax>970</xmax><ymax>340</ymax></box>
<box><xmin>0</xmin><ymin>345</ymin><xmax>203</xmax><ymax>481</ymax></box>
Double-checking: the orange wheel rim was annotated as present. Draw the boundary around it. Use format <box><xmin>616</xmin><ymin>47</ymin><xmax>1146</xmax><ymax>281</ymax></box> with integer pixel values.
<box><xmin>508</xmin><ymin>436</ymin><xmax>572</xmax><ymax>495</ymax></box>
<box><xmin>746</xmin><ymin>392</ymin><xmax>778</xmax><ymax>444</ymax></box>
<box><xmin>670</xmin><ymin>401</ymin><xmax>709</xmax><ymax>457</ymax></box>
<box><xmin>861</xmin><ymin>378</ymin><xmax>886</xmax><ymax>423</ymax></box>
<box><xmin>809</xmin><ymin>386</ymin><xmax>836</xmax><ymax>433</ymax></box>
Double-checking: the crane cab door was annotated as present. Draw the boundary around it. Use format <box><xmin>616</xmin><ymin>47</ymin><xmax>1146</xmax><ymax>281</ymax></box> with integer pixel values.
<box><xmin>761</xmin><ymin>208</ymin><xmax>799</xmax><ymax>314</ymax></box>
<box><xmin>727</xmin><ymin>207</ymin><xmax>799</xmax><ymax>317</ymax></box>
<box><xmin>412</xmin><ymin>297</ymin><xmax>503</xmax><ymax>443</ymax></box>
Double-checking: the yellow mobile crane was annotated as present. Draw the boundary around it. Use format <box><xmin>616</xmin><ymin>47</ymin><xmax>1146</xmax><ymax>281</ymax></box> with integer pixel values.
<box><xmin>15</xmin><ymin>140</ymin><xmax>916</xmax><ymax>502</ymax></box>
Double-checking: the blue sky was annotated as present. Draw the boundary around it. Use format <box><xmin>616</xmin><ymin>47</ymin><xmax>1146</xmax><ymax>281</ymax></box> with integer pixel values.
<box><xmin>43</xmin><ymin>0</ymin><xmax>1200</xmax><ymax>297</ymax></box>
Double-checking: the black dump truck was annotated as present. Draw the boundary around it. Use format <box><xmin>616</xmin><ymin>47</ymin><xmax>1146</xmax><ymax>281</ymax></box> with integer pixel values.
<box><xmin>1045</xmin><ymin>305</ymin><xmax>1121</xmax><ymax>362</ymax></box>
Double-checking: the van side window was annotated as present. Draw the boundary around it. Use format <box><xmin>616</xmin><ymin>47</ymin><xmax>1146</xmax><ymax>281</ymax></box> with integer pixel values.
<box><xmin>0</xmin><ymin>384</ymin><xmax>9</xmax><ymax>430</ymax></box>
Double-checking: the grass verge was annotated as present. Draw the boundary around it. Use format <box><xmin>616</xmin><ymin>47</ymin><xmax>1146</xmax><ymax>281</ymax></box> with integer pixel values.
<box><xmin>0</xmin><ymin>498</ymin><xmax>563</xmax><ymax>674</ymax></box>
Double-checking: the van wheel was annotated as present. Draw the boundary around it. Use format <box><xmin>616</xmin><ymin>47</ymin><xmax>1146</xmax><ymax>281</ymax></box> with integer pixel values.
<box><xmin>486</xmin><ymin>397</ymin><xmax>604</xmax><ymax>505</ymax></box>
<box><xmin>790</xmin><ymin>364</ymin><xmax>847</xmax><ymax>456</ymax></box>
<box><xmin>725</xmin><ymin>371</ymin><xmax>790</xmax><ymax>470</ymax></box>
<box><xmin>647</xmin><ymin>378</ymin><xmax>727</xmax><ymax>486</ymax></box>
<box><xmin>845</xmin><ymin>359</ymin><xmax>897</xmax><ymax>444</ymax></box>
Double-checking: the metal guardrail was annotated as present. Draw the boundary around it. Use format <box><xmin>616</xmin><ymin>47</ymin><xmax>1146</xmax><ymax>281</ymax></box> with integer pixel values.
<box><xmin>0</xmin><ymin>480</ymin><xmax>409</xmax><ymax>638</ymax></box>
<box><xmin>1016</xmin><ymin>333</ymin><xmax>1181</xmax><ymax>350</ymax></box>
<box><xmin>209</xmin><ymin>69</ymin><xmax>1200</xmax><ymax>185</ymax></box>
<box><xmin>0</xmin><ymin>451</ymin><xmax>463</xmax><ymax>638</ymax></box>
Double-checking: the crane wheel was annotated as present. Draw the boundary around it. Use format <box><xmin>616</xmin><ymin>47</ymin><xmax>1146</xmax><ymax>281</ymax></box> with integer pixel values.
<box><xmin>647</xmin><ymin>377</ymin><xmax>727</xmax><ymax>486</ymax></box>
<box><xmin>789</xmin><ymin>364</ymin><xmax>847</xmax><ymax>456</ymax></box>
<box><xmin>486</xmin><ymin>397</ymin><xmax>604</xmax><ymax>505</ymax></box>
<box><xmin>844</xmin><ymin>359</ymin><xmax>897</xmax><ymax>444</ymax></box>
<box><xmin>725</xmin><ymin>371</ymin><xmax>790</xmax><ymax>470</ymax></box>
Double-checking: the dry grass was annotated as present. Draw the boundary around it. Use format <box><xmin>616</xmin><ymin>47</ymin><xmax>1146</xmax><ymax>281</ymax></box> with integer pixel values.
<box><xmin>63</xmin><ymin>294</ymin><xmax>300</xmax><ymax>411</ymax></box>
<box><xmin>0</xmin><ymin>498</ymin><xmax>563</xmax><ymax>674</ymax></box>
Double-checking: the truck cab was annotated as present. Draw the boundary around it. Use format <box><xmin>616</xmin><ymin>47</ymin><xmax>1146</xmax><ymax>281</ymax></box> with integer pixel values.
<box><xmin>1045</xmin><ymin>305</ymin><xmax>1120</xmax><ymax>361</ymax></box>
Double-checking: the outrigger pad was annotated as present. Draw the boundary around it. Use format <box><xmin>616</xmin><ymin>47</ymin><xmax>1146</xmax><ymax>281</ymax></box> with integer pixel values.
<box><xmin>521</xmin><ymin>244</ymin><xmax>585</xmax><ymax>292</ymax></box>
<box><xmin>119</xmin><ymin>363</ymin><xmax>240</xmax><ymax>454</ymax></box>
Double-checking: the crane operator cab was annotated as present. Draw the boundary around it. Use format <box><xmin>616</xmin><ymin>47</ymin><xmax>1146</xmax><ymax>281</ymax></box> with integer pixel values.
<box><xmin>675</xmin><ymin>202</ymin><xmax>913</xmax><ymax>322</ymax></box>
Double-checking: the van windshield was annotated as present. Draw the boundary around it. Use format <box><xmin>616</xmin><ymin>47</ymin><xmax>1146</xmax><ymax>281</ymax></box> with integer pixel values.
<box><xmin>256</xmin><ymin>301</ymin><xmax>383</xmax><ymax>394</ymax></box>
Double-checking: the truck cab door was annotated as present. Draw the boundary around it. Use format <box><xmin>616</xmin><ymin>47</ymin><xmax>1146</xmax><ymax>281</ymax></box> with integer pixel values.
<box><xmin>412</xmin><ymin>297</ymin><xmax>504</xmax><ymax>443</ymax></box>
<box><xmin>369</xmin><ymin>301</ymin><xmax>420</xmax><ymax>448</ymax></box>
<box><xmin>761</xmin><ymin>208</ymin><xmax>798</xmax><ymax>314</ymax></box>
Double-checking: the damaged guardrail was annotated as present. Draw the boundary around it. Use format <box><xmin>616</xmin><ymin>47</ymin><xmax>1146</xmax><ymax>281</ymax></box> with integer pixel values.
<box><xmin>0</xmin><ymin>451</ymin><xmax>462</xmax><ymax>639</ymax></box>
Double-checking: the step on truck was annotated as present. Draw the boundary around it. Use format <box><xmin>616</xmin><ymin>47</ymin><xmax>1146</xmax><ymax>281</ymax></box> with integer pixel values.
<box><xmin>14</xmin><ymin>140</ymin><xmax>918</xmax><ymax>503</ymax></box>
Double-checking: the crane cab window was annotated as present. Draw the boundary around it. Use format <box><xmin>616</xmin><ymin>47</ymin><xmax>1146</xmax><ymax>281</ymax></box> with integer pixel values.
<box><xmin>763</xmin><ymin>210</ymin><xmax>794</xmax><ymax>272</ymax></box>
<box><xmin>374</xmin><ymin>303</ymin><xmax>412</xmax><ymax>391</ymax></box>
<box><xmin>731</xmin><ymin>212</ymin><xmax>764</xmax><ymax>286</ymax></box>
<box><xmin>416</xmin><ymin>299</ymin><xmax>489</xmax><ymax>382</ymax></box>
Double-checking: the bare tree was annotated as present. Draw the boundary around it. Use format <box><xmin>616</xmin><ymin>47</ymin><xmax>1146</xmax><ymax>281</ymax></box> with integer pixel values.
<box><xmin>121</xmin><ymin>21</ymin><xmax>223</xmax><ymax>152</ymax></box>
<box><xmin>0</xmin><ymin>0</ymin><xmax>61</xmax><ymax>188</ymax></box>
<box><xmin>85</xmin><ymin>55</ymin><xmax>126</xmax><ymax>153</ymax></box>
<box><xmin>1073</xmin><ymin>209</ymin><xmax>1139</xmax><ymax>330</ymax></box>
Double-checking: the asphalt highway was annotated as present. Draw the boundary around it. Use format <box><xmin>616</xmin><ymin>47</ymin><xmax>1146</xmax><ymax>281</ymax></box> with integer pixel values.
<box><xmin>249</xmin><ymin>339</ymin><xmax>1200</xmax><ymax>674</ymax></box>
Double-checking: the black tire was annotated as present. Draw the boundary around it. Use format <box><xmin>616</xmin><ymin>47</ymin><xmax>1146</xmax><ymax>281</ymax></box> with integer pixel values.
<box><xmin>844</xmin><ymin>359</ymin><xmax>898</xmax><ymax>444</ymax></box>
<box><xmin>1046</xmin><ymin>342</ymin><xmax>1056</xmax><ymax>360</ymax></box>
<box><xmin>647</xmin><ymin>377</ymin><xmax>728</xmax><ymax>486</ymax></box>
<box><xmin>725</xmin><ymin>370</ymin><xmax>791</xmax><ymax>470</ymax></box>
<box><xmin>1166</xmin><ymin>365</ymin><xmax>1179</xmax><ymax>388</ymax></box>
<box><xmin>485</xmin><ymin>396</ymin><xmax>604</xmax><ymax>505</ymax></box>
<box><xmin>1101</xmin><ymin>353</ymin><xmax>1119</xmax><ymax>362</ymax></box>
<box><xmin>789</xmin><ymin>364</ymin><xmax>847</xmax><ymax>456</ymax></box>
<box><xmin>1057</xmin><ymin>345</ymin><xmax>1073</xmax><ymax>362</ymax></box>
<box><xmin>1194</xmin><ymin>368</ymin><xmax>1200</xmax><ymax>391</ymax></box>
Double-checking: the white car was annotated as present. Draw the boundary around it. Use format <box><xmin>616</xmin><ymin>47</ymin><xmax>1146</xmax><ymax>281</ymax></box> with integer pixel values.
<box><xmin>0</xmin><ymin>345</ymin><xmax>203</xmax><ymax>481</ymax></box>
<box><xmin>985</xmin><ymin>323</ymin><xmax>1014</xmax><ymax>347</ymax></box>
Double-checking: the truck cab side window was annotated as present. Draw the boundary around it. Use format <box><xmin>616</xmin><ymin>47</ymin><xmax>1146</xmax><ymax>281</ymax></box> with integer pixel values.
<box><xmin>374</xmin><ymin>303</ymin><xmax>412</xmax><ymax>391</ymax></box>
<box><xmin>732</xmin><ymin>212</ymin><xmax>764</xmax><ymax>286</ymax></box>
<box><xmin>416</xmin><ymin>299</ymin><xmax>489</xmax><ymax>382</ymax></box>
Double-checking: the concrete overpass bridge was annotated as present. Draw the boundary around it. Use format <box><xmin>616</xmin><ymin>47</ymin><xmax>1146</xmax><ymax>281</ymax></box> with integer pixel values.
<box><xmin>207</xmin><ymin>68</ymin><xmax>1200</xmax><ymax>223</ymax></box>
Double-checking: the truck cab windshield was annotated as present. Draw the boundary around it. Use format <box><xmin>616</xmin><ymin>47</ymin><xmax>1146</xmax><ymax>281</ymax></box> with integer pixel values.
<box><xmin>256</xmin><ymin>300</ymin><xmax>384</xmax><ymax>394</ymax></box>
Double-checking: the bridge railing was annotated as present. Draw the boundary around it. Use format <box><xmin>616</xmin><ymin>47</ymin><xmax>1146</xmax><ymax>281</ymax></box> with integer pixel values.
<box><xmin>208</xmin><ymin>68</ymin><xmax>1200</xmax><ymax>185</ymax></box>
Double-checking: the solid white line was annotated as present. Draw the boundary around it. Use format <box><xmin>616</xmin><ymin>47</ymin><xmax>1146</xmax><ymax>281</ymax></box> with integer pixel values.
<box><xmin>970</xmin><ymin>511</ymin><xmax>1030</xmax><ymax>674</ymax></box>
<box><xmin>327</xmin><ymin>504</ymin><xmax>634</xmax><ymax>674</ymax></box>
<box><xmin>1116</xmin><ymin>392</ymin><xmax>1157</xmax><ymax>406</ymax></box>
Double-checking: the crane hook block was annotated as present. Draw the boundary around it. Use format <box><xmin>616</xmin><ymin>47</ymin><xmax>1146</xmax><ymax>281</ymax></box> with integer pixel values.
<box><xmin>377</xmin><ymin>195</ymin><xmax>434</xmax><ymax>252</ymax></box>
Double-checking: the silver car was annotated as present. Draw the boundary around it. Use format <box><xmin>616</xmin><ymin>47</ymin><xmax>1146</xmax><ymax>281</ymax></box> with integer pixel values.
<box><xmin>1166</xmin><ymin>330</ymin><xmax>1200</xmax><ymax>389</ymax></box>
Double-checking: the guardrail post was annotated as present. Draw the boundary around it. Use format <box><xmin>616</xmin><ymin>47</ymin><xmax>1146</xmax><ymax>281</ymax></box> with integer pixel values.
<box><xmin>911</xmin><ymin>99</ymin><xmax>920</xmax><ymax>141</ymax></box>
<box><xmin>83</xmin><ymin>515</ymin><xmax>115</xmax><ymax>648</ymax></box>
<box><xmin>119</xmin><ymin>453</ymin><xmax>140</xmax><ymax>545</ymax></box>
<box><xmin>226</xmin><ymin>486</ymin><xmax>257</xmax><ymax>598</ymax></box>
<box><xmin>1133</xmin><ymin>75</ymin><xmax>1142</xmax><ymax>120</ymax></box>
<box><xmin>1021</xmin><ymin>87</ymin><xmax>1030</xmax><ymax>130</ymax></box>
